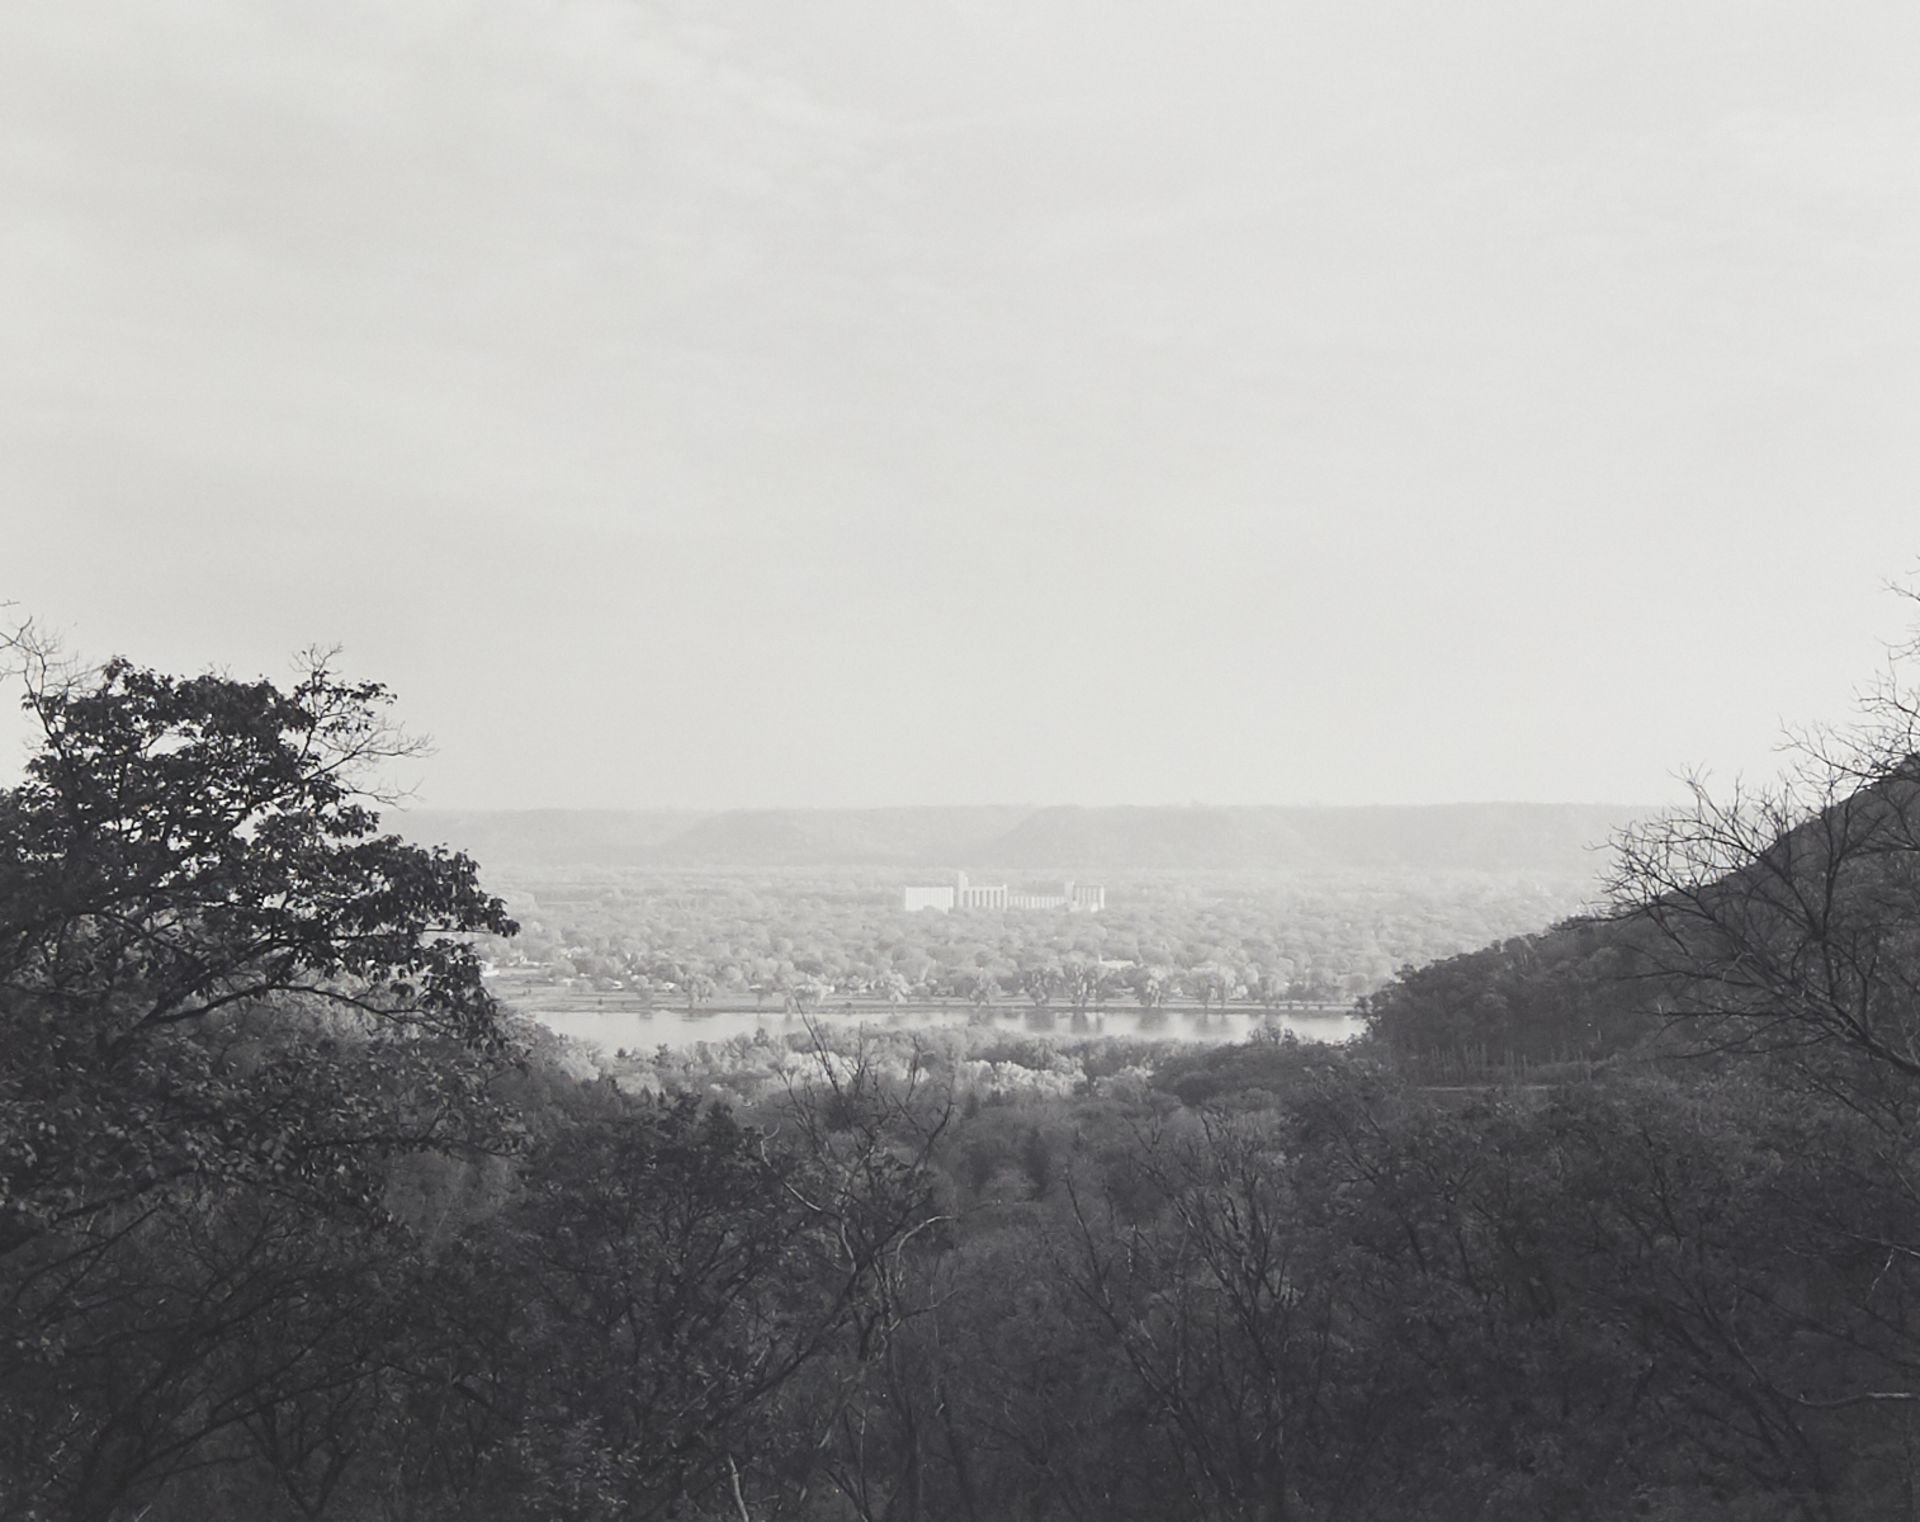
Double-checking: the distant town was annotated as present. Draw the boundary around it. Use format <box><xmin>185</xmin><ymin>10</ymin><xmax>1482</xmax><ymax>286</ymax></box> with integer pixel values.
<box><xmin>902</xmin><ymin>871</ymin><xmax>1105</xmax><ymax>913</ymax></box>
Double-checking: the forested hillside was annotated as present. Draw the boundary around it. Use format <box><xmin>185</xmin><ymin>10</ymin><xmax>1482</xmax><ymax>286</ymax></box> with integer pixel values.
<box><xmin>12</xmin><ymin>637</ymin><xmax>1920</xmax><ymax>1521</ymax></box>
<box><xmin>1359</xmin><ymin>913</ymin><xmax>1662</xmax><ymax>1071</ymax></box>
<box><xmin>1364</xmin><ymin>738</ymin><xmax>1920</xmax><ymax>1080</ymax></box>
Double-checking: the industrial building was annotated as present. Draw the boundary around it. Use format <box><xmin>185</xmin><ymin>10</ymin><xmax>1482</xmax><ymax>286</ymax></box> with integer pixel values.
<box><xmin>902</xmin><ymin>871</ymin><xmax>1104</xmax><ymax>913</ymax></box>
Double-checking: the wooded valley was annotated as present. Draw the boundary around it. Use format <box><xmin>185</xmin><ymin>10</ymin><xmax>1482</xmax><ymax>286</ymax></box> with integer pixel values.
<box><xmin>9</xmin><ymin>639</ymin><xmax>1920</xmax><ymax>1521</ymax></box>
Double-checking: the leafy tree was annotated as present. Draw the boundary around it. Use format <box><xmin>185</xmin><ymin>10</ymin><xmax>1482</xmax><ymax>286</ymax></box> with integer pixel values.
<box><xmin>0</xmin><ymin>633</ymin><xmax>519</xmax><ymax>1519</ymax></box>
<box><xmin>1020</xmin><ymin>961</ymin><xmax>1060</xmax><ymax>1012</ymax></box>
<box><xmin>1061</xmin><ymin>953</ymin><xmax>1118</xmax><ymax>1017</ymax></box>
<box><xmin>1129</xmin><ymin>964</ymin><xmax>1176</xmax><ymax>1012</ymax></box>
<box><xmin>1189</xmin><ymin>960</ymin><xmax>1235</xmax><ymax>1013</ymax></box>
<box><xmin>0</xmin><ymin>637</ymin><xmax>514</xmax><ymax>1052</ymax></box>
<box><xmin>449</xmin><ymin>1091</ymin><xmax>912</xmax><ymax>1520</ymax></box>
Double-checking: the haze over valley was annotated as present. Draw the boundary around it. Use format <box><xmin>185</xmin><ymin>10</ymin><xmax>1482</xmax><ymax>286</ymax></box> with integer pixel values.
<box><xmin>394</xmin><ymin>800</ymin><xmax>1646</xmax><ymax>872</ymax></box>
<box><xmin>9</xmin><ymin>1</ymin><xmax>1920</xmax><ymax>1517</ymax></box>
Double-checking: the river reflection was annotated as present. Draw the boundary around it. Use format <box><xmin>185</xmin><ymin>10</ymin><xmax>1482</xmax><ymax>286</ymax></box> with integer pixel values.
<box><xmin>532</xmin><ymin>1004</ymin><xmax>1364</xmax><ymax>1053</ymax></box>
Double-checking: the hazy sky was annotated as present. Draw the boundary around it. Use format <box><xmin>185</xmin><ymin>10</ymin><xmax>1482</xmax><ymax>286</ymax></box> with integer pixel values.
<box><xmin>4</xmin><ymin>2</ymin><xmax>1919</xmax><ymax>809</ymax></box>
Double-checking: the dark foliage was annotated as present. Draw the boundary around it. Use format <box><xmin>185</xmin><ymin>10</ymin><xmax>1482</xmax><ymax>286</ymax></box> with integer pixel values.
<box><xmin>14</xmin><ymin>637</ymin><xmax>1920</xmax><ymax>1521</ymax></box>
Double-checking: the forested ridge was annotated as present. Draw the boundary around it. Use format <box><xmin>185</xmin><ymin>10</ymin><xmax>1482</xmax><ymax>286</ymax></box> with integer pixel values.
<box><xmin>394</xmin><ymin>802</ymin><xmax>1643</xmax><ymax>874</ymax></box>
<box><xmin>11</xmin><ymin>636</ymin><xmax>1920</xmax><ymax>1521</ymax></box>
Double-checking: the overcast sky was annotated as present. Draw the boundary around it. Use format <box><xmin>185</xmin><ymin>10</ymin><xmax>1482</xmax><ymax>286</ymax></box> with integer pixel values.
<box><xmin>4</xmin><ymin>1</ymin><xmax>1918</xmax><ymax>809</ymax></box>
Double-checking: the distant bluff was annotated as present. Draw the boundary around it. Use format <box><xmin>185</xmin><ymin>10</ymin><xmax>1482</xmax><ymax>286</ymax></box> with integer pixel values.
<box><xmin>391</xmin><ymin>803</ymin><xmax>1651</xmax><ymax>875</ymax></box>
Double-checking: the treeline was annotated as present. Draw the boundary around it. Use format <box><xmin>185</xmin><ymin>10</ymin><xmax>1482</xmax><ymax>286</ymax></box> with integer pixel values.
<box><xmin>481</xmin><ymin>866</ymin><xmax>1602</xmax><ymax>1010</ymax></box>
<box><xmin>20</xmin><ymin>1009</ymin><xmax>1920</xmax><ymax>1521</ymax></box>
<box><xmin>1358</xmin><ymin>914</ymin><xmax>1665</xmax><ymax>1074</ymax></box>
<box><xmin>12</xmin><ymin>639</ymin><xmax>1920</xmax><ymax>1520</ymax></box>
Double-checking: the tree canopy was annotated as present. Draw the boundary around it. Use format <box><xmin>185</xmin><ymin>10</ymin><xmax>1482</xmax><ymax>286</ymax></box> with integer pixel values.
<box><xmin>15</xmin><ymin>624</ymin><xmax>1920</xmax><ymax>1521</ymax></box>
<box><xmin>1</xmin><ymin>638</ymin><xmax>516</xmax><ymax>1049</ymax></box>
